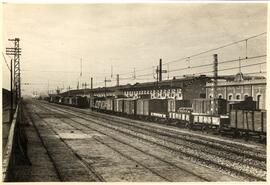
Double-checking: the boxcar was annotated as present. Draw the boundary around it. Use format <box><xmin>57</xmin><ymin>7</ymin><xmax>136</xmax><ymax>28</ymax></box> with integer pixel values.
<box><xmin>89</xmin><ymin>97</ymin><xmax>95</xmax><ymax>109</ymax></box>
<box><xmin>75</xmin><ymin>96</ymin><xmax>89</xmax><ymax>108</ymax></box>
<box><xmin>93</xmin><ymin>97</ymin><xmax>105</xmax><ymax>110</ymax></box>
<box><xmin>149</xmin><ymin>99</ymin><xmax>168</xmax><ymax>119</ymax></box>
<box><xmin>192</xmin><ymin>113</ymin><xmax>229</xmax><ymax>128</ymax></box>
<box><xmin>63</xmin><ymin>97</ymin><xmax>70</xmax><ymax>105</ymax></box>
<box><xmin>229</xmin><ymin>109</ymin><xmax>266</xmax><ymax>134</ymax></box>
<box><xmin>136</xmin><ymin>99</ymin><xmax>150</xmax><ymax>118</ymax></box>
<box><xmin>114</xmin><ymin>98</ymin><xmax>124</xmax><ymax>114</ymax></box>
<box><xmin>123</xmin><ymin>99</ymin><xmax>137</xmax><ymax>116</ymax></box>
<box><xmin>193</xmin><ymin>98</ymin><xmax>227</xmax><ymax>115</ymax></box>
<box><xmin>169</xmin><ymin>108</ymin><xmax>193</xmax><ymax>125</ymax></box>
<box><xmin>105</xmin><ymin>97</ymin><xmax>114</xmax><ymax>112</ymax></box>
<box><xmin>168</xmin><ymin>99</ymin><xmax>191</xmax><ymax>112</ymax></box>
<box><xmin>229</xmin><ymin>98</ymin><xmax>257</xmax><ymax>111</ymax></box>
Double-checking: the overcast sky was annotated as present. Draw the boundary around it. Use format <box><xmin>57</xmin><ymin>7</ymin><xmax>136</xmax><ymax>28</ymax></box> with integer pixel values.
<box><xmin>2</xmin><ymin>3</ymin><xmax>267</xmax><ymax>96</ymax></box>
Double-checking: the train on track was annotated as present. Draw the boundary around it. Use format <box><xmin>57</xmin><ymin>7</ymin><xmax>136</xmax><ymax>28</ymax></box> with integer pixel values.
<box><xmin>47</xmin><ymin>94</ymin><xmax>266</xmax><ymax>142</ymax></box>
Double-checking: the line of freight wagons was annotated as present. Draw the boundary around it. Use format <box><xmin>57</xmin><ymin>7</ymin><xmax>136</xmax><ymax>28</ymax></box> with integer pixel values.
<box><xmin>48</xmin><ymin>95</ymin><xmax>266</xmax><ymax>141</ymax></box>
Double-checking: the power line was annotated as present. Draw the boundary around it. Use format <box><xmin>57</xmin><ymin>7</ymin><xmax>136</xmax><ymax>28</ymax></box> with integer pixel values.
<box><xmin>218</xmin><ymin>61</ymin><xmax>266</xmax><ymax>73</ymax></box>
<box><xmin>2</xmin><ymin>52</ymin><xmax>11</xmax><ymax>71</ymax></box>
<box><xmin>170</xmin><ymin>54</ymin><xmax>267</xmax><ymax>73</ymax></box>
<box><xmin>174</xmin><ymin>61</ymin><xmax>266</xmax><ymax>77</ymax></box>
<box><xmin>118</xmin><ymin>54</ymin><xmax>267</xmax><ymax>81</ymax></box>
<box><xmin>163</xmin><ymin>32</ymin><xmax>266</xmax><ymax>65</ymax></box>
<box><xmin>101</xmin><ymin>32</ymin><xmax>267</xmax><ymax>79</ymax></box>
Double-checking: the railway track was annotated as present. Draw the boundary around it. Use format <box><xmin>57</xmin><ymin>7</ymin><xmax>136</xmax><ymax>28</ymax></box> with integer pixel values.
<box><xmin>45</xmin><ymin>101</ymin><xmax>266</xmax><ymax>155</ymax></box>
<box><xmin>36</xmin><ymin>101</ymin><xmax>266</xmax><ymax>181</ymax></box>
<box><xmin>31</xmin><ymin>102</ymin><xmax>210</xmax><ymax>182</ymax></box>
<box><xmin>24</xmin><ymin>105</ymin><xmax>105</xmax><ymax>182</ymax></box>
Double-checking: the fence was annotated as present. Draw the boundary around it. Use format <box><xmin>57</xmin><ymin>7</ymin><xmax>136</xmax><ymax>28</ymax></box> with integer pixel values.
<box><xmin>2</xmin><ymin>104</ymin><xmax>29</xmax><ymax>182</ymax></box>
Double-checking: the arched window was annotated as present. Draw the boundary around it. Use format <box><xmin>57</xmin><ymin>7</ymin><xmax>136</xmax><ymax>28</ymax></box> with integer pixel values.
<box><xmin>244</xmin><ymin>94</ymin><xmax>249</xmax><ymax>100</ymax></box>
<box><xmin>236</xmin><ymin>94</ymin><xmax>241</xmax><ymax>100</ymax></box>
<box><xmin>228</xmin><ymin>94</ymin><xmax>233</xmax><ymax>100</ymax></box>
<box><xmin>218</xmin><ymin>94</ymin><xmax>223</xmax><ymax>99</ymax></box>
<box><xmin>257</xmin><ymin>94</ymin><xmax>261</xmax><ymax>109</ymax></box>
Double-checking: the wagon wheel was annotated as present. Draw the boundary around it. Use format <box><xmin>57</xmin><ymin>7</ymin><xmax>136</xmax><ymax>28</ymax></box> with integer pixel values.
<box><xmin>233</xmin><ymin>129</ymin><xmax>240</xmax><ymax>138</ymax></box>
<box><xmin>202</xmin><ymin>125</ymin><xmax>209</xmax><ymax>133</ymax></box>
<box><xmin>187</xmin><ymin>123</ymin><xmax>193</xmax><ymax>130</ymax></box>
<box><xmin>201</xmin><ymin>124</ymin><xmax>206</xmax><ymax>132</ymax></box>
<box><xmin>244</xmin><ymin>132</ymin><xmax>250</xmax><ymax>141</ymax></box>
<box><xmin>258</xmin><ymin>135</ymin><xmax>266</xmax><ymax>144</ymax></box>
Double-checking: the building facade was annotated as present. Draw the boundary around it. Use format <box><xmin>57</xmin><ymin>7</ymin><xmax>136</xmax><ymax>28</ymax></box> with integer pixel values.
<box><xmin>206</xmin><ymin>74</ymin><xmax>266</xmax><ymax>110</ymax></box>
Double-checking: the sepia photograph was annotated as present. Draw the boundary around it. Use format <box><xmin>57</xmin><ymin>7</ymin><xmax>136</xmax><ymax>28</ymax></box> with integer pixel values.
<box><xmin>1</xmin><ymin>2</ymin><xmax>268</xmax><ymax>182</ymax></box>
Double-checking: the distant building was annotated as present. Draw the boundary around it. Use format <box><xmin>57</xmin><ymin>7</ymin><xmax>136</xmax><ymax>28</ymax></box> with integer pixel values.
<box><xmin>119</xmin><ymin>75</ymin><xmax>212</xmax><ymax>100</ymax></box>
<box><xmin>61</xmin><ymin>75</ymin><xmax>212</xmax><ymax>100</ymax></box>
<box><xmin>206</xmin><ymin>73</ymin><xmax>266</xmax><ymax>110</ymax></box>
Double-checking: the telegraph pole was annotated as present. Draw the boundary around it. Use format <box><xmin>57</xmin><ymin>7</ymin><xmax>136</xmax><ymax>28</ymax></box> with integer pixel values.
<box><xmin>104</xmin><ymin>77</ymin><xmax>111</xmax><ymax>97</ymax></box>
<box><xmin>90</xmin><ymin>77</ymin><xmax>93</xmax><ymax>89</ymax></box>
<box><xmin>157</xmin><ymin>58</ymin><xmax>167</xmax><ymax>82</ymax></box>
<box><xmin>159</xmin><ymin>58</ymin><xmax>162</xmax><ymax>82</ymax></box>
<box><xmin>212</xmin><ymin>54</ymin><xmax>218</xmax><ymax>115</ymax></box>
<box><xmin>238</xmin><ymin>57</ymin><xmax>242</xmax><ymax>73</ymax></box>
<box><xmin>6</xmin><ymin>38</ymin><xmax>21</xmax><ymax>106</ymax></box>
<box><xmin>133</xmin><ymin>68</ymin><xmax>136</xmax><ymax>79</ymax></box>
<box><xmin>10</xmin><ymin>60</ymin><xmax>13</xmax><ymax>114</ymax></box>
<box><xmin>80</xmin><ymin>57</ymin><xmax>82</xmax><ymax>77</ymax></box>
<box><xmin>6</xmin><ymin>38</ymin><xmax>31</xmax><ymax>166</ymax></box>
<box><xmin>116</xmin><ymin>74</ymin><xmax>119</xmax><ymax>86</ymax></box>
<box><xmin>111</xmin><ymin>65</ymin><xmax>113</xmax><ymax>78</ymax></box>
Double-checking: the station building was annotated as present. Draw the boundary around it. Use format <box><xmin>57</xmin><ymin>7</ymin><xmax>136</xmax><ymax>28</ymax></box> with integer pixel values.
<box><xmin>206</xmin><ymin>73</ymin><xmax>266</xmax><ymax>110</ymax></box>
<box><xmin>59</xmin><ymin>73</ymin><xmax>266</xmax><ymax>110</ymax></box>
<box><xmin>119</xmin><ymin>75</ymin><xmax>212</xmax><ymax>100</ymax></box>
<box><xmin>60</xmin><ymin>75</ymin><xmax>212</xmax><ymax>100</ymax></box>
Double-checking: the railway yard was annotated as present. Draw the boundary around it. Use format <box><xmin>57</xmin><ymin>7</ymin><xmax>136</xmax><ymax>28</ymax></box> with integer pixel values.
<box><xmin>12</xmin><ymin>99</ymin><xmax>266</xmax><ymax>182</ymax></box>
<box><xmin>2</xmin><ymin>4</ymin><xmax>267</xmax><ymax>182</ymax></box>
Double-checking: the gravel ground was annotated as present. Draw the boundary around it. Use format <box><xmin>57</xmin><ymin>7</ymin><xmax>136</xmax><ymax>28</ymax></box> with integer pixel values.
<box><xmin>40</xmin><ymin>101</ymin><xmax>266</xmax><ymax>181</ymax></box>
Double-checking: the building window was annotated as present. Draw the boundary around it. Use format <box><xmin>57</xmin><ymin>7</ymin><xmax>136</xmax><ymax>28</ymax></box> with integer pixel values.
<box><xmin>257</xmin><ymin>94</ymin><xmax>261</xmax><ymax>109</ymax></box>
<box><xmin>236</xmin><ymin>94</ymin><xmax>241</xmax><ymax>100</ymax></box>
<box><xmin>228</xmin><ymin>94</ymin><xmax>233</xmax><ymax>100</ymax></box>
<box><xmin>244</xmin><ymin>94</ymin><xmax>249</xmax><ymax>100</ymax></box>
<box><xmin>200</xmin><ymin>93</ymin><xmax>206</xmax><ymax>98</ymax></box>
<box><xmin>218</xmin><ymin>94</ymin><xmax>223</xmax><ymax>99</ymax></box>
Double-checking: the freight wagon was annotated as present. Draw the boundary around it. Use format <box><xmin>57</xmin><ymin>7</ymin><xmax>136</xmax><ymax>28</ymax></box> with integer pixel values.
<box><xmin>123</xmin><ymin>98</ymin><xmax>137</xmax><ymax>116</ymax></box>
<box><xmin>74</xmin><ymin>96</ymin><xmax>89</xmax><ymax>108</ymax></box>
<box><xmin>136</xmin><ymin>99</ymin><xmax>150</xmax><ymax>119</ymax></box>
<box><xmin>48</xmin><ymin>94</ymin><xmax>266</xmax><ymax>142</ymax></box>
<box><xmin>149</xmin><ymin>99</ymin><xmax>168</xmax><ymax>120</ymax></box>
<box><xmin>190</xmin><ymin>98</ymin><xmax>229</xmax><ymax>130</ymax></box>
<box><xmin>114</xmin><ymin>98</ymin><xmax>125</xmax><ymax>115</ymax></box>
<box><xmin>228</xmin><ymin>109</ymin><xmax>266</xmax><ymax>139</ymax></box>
